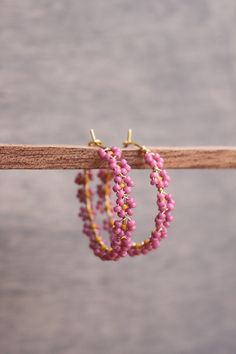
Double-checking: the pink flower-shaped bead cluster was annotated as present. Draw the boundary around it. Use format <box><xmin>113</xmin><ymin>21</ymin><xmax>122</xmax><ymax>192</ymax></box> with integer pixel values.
<box><xmin>127</xmin><ymin>151</ymin><xmax>175</xmax><ymax>257</ymax></box>
<box><xmin>75</xmin><ymin>146</ymin><xmax>136</xmax><ymax>261</ymax></box>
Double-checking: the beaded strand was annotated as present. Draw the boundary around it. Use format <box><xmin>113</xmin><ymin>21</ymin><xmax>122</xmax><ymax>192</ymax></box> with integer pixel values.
<box><xmin>127</xmin><ymin>150</ymin><xmax>175</xmax><ymax>257</ymax></box>
<box><xmin>75</xmin><ymin>146</ymin><xmax>136</xmax><ymax>261</ymax></box>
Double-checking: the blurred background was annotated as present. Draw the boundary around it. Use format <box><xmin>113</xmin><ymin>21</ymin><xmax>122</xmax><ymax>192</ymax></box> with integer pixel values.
<box><xmin>0</xmin><ymin>1</ymin><xmax>236</xmax><ymax>353</ymax></box>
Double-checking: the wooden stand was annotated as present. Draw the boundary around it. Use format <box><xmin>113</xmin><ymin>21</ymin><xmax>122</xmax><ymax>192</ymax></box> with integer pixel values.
<box><xmin>0</xmin><ymin>144</ymin><xmax>236</xmax><ymax>169</ymax></box>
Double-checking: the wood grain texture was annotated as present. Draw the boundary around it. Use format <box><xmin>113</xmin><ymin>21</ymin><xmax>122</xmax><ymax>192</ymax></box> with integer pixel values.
<box><xmin>0</xmin><ymin>144</ymin><xmax>236</xmax><ymax>169</ymax></box>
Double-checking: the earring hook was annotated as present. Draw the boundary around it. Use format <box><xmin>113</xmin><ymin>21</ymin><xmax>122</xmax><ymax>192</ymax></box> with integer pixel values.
<box><xmin>123</xmin><ymin>128</ymin><xmax>150</xmax><ymax>153</ymax></box>
<box><xmin>88</xmin><ymin>129</ymin><xmax>106</xmax><ymax>148</ymax></box>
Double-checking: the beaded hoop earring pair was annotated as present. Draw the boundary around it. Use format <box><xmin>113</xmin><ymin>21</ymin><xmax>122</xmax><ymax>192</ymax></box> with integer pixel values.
<box><xmin>75</xmin><ymin>129</ymin><xmax>175</xmax><ymax>261</ymax></box>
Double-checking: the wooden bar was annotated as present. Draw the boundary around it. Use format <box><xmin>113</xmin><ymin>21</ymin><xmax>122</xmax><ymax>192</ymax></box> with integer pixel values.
<box><xmin>0</xmin><ymin>144</ymin><xmax>236</xmax><ymax>169</ymax></box>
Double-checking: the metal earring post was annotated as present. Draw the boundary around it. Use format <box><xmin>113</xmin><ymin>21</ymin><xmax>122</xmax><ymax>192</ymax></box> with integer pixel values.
<box><xmin>88</xmin><ymin>129</ymin><xmax>106</xmax><ymax>148</ymax></box>
<box><xmin>123</xmin><ymin>129</ymin><xmax>150</xmax><ymax>153</ymax></box>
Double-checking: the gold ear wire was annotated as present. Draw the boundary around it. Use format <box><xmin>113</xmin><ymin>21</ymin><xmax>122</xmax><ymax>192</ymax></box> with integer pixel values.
<box><xmin>125</xmin><ymin>128</ymin><xmax>133</xmax><ymax>145</ymax></box>
<box><xmin>123</xmin><ymin>128</ymin><xmax>150</xmax><ymax>153</ymax></box>
<box><xmin>88</xmin><ymin>129</ymin><xmax>106</xmax><ymax>148</ymax></box>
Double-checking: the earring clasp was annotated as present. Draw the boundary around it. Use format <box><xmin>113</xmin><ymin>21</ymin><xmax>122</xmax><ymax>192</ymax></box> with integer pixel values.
<box><xmin>88</xmin><ymin>129</ymin><xmax>106</xmax><ymax>148</ymax></box>
<box><xmin>123</xmin><ymin>129</ymin><xmax>150</xmax><ymax>153</ymax></box>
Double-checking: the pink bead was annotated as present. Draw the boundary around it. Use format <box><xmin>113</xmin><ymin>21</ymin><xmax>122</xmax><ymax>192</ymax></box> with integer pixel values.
<box><xmin>98</xmin><ymin>148</ymin><xmax>106</xmax><ymax>159</ymax></box>
<box><xmin>117</xmin><ymin>190</ymin><xmax>125</xmax><ymax>198</ymax></box>
<box><xmin>120</xmin><ymin>159</ymin><xmax>127</xmax><ymax>167</ymax></box>
<box><xmin>118</xmin><ymin>210</ymin><xmax>126</xmax><ymax>218</ymax></box>
<box><xmin>160</xmin><ymin>229</ymin><xmax>167</xmax><ymax>238</ymax></box>
<box><xmin>103</xmin><ymin>153</ymin><xmax>111</xmax><ymax>162</ymax></box>
<box><xmin>118</xmin><ymin>198</ymin><xmax>124</xmax><ymax>206</ymax></box>
<box><xmin>110</xmin><ymin>162</ymin><xmax>117</xmax><ymax>170</ymax></box>
<box><xmin>134</xmin><ymin>248</ymin><xmax>142</xmax><ymax>255</ymax></box>
<box><xmin>150</xmin><ymin>160</ymin><xmax>157</xmax><ymax>168</ymax></box>
<box><xmin>113</xmin><ymin>167</ymin><xmax>121</xmax><ymax>176</ymax></box>
<box><xmin>144</xmin><ymin>153</ymin><xmax>153</xmax><ymax>163</ymax></box>
<box><xmin>121</xmin><ymin>251</ymin><xmax>128</xmax><ymax>257</ymax></box>
<box><xmin>122</xmin><ymin>239</ymin><xmax>131</xmax><ymax>247</ymax></box>
<box><xmin>113</xmin><ymin>184</ymin><xmax>121</xmax><ymax>192</ymax></box>
<box><xmin>127</xmin><ymin>209</ymin><xmax>133</xmax><ymax>216</ymax></box>
<box><xmin>115</xmin><ymin>227</ymin><xmax>122</xmax><ymax>235</ymax></box>
<box><xmin>128</xmin><ymin>197</ymin><xmax>135</xmax><ymax>204</ymax></box>
<box><xmin>151</xmin><ymin>230</ymin><xmax>161</xmax><ymax>239</ymax></box>
<box><xmin>153</xmin><ymin>153</ymin><xmax>160</xmax><ymax>161</ymax></box>
<box><xmin>127</xmin><ymin>220</ymin><xmax>136</xmax><ymax>231</ymax></box>
<box><xmin>160</xmin><ymin>170</ymin><xmax>167</xmax><ymax>178</ymax></box>
<box><xmin>126</xmin><ymin>178</ymin><xmax>134</xmax><ymax>187</ymax></box>
<box><xmin>129</xmin><ymin>201</ymin><xmax>136</xmax><ymax>208</ymax></box>
<box><xmin>114</xmin><ymin>205</ymin><xmax>122</xmax><ymax>213</ymax></box>
<box><xmin>124</xmin><ymin>186</ymin><xmax>131</xmax><ymax>193</ymax></box>
<box><xmin>150</xmin><ymin>171</ymin><xmax>158</xmax><ymax>179</ymax></box>
<box><xmin>74</xmin><ymin>173</ymin><xmax>85</xmax><ymax>185</ymax></box>
<box><xmin>121</xmin><ymin>168</ymin><xmax>127</xmax><ymax>175</ymax></box>
<box><xmin>166</xmin><ymin>194</ymin><xmax>173</xmax><ymax>202</ymax></box>
<box><xmin>157</xmin><ymin>158</ymin><xmax>164</xmax><ymax>169</ymax></box>
<box><xmin>158</xmin><ymin>201</ymin><xmax>166</xmax><ymax>208</ymax></box>
<box><xmin>167</xmin><ymin>203</ymin><xmax>174</xmax><ymax>211</ymax></box>
<box><xmin>111</xmin><ymin>146</ymin><xmax>122</xmax><ymax>159</ymax></box>
<box><xmin>124</xmin><ymin>176</ymin><xmax>132</xmax><ymax>184</ymax></box>
<box><xmin>113</xmin><ymin>245</ymin><xmax>121</xmax><ymax>252</ymax></box>
<box><xmin>155</xmin><ymin>219</ymin><xmax>163</xmax><ymax>227</ymax></box>
<box><xmin>152</xmin><ymin>240</ymin><xmax>160</xmax><ymax>249</ymax></box>
<box><xmin>114</xmin><ymin>176</ymin><xmax>122</xmax><ymax>184</ymax></box>
<box><xmin>156</xmin><ymin>213</ymin><xmax>165</xmax><ymax>221</ymax></box>
<box><xmin>125</xmin><ymin>231</ymin><xmax>132</xmax><ymax>238</ymax></box>
<box><xmin>163</xmin><ymin>180</ymin><xmax>169</xmax><ymax>188</ymax></box>
<box><xmin>166</xmin><ymin>213</ymin><xmax>174</xmax><ymax>222</ymax></box>
<box><xmin>114</xmin><ymin>220</ymin><xmax>122</xmax><ymax>228</ymax></box>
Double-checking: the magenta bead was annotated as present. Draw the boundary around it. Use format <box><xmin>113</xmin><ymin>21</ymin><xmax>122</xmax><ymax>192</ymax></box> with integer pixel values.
<box><xmin>124</xmin><ymin>186</ymin><xmax>131</xmax><ymax>193</ymax></box>
<box><xmin>121</xmin><ymin>168</ymin><xmax>128</xmax><ymax>175</ymax></box>
<box><xmin>117</xmin><ymin>190</ymin><xmax>125</xmax><ymax>198</ymax></box>
<box><xmin>114</xmin><ymin>176</ymin><xmax>122</xmax><ymax>183</ymax></box>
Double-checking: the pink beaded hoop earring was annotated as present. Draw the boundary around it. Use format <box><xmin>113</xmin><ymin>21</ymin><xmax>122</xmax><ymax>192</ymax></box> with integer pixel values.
<box><xmin>75</xmin><ymin>130</ymin><xmax>136</xmax><ymax>261</ymax></box>
<box><xmin>122</xmin><ymin>129</ymin><xmax>175</xmax><ymax>257</ymax></box>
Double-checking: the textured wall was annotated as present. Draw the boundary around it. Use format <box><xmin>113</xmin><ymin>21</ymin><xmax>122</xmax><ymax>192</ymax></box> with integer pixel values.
<box><xmin>1</xmin><ymin>1</ymin><xmax>236</xmax><ymax>353</ymax></box>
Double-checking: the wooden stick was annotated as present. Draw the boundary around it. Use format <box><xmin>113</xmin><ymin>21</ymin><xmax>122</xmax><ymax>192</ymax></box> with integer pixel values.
<box><xmin>0</xmin><ymin>144</ymin><xmax>236</xmax><ymax>169</ymax></box>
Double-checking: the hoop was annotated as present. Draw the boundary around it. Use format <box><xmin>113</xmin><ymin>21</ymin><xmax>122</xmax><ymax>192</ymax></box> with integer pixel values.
<box><xmin>122</xmin><ymin>129</ymin><xmax>175</xmax><ymax>256</ymax></box>
<box><xmin>75</xmin><ymin>130</ymin><xmax>136</xmax><ymax>261</ymax></box>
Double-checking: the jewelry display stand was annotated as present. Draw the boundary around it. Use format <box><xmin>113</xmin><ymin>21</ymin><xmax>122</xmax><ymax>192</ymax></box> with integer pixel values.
<box><xmin>0</xmin><ymin>144</ymin><xmax>235</xmax><ymax>169</ymax></box>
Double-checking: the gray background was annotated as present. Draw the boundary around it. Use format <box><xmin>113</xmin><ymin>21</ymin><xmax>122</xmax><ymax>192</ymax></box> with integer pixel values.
<box><xmin>0</xmin><ymin>1</ymin><xmax>236</xmax><ymax>353</ymax></box>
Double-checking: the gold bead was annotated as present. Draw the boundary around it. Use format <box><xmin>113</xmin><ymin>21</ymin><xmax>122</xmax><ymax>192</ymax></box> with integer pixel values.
<box><xmin>101</xmin><ymin>244</ymin><xmax>108</xmax><ymax>251</ymax></box>
<box><xmin>95</xmin><ymin>235</ymin><xmax>102</xmax><ymax>243</ymax></box>
<box><xmin>121</xmin><ymin>223</ymin><xmax>128</xmax><ymax>231</ymax></box>
<box><xmin>135</xmin><ymin>242</ymin><xmax>142</xmax><ymax>248</ymax></box>
<box><xmin>110</xmin><ymin>220</ymin><xmax>115</xmax><ymax>226</ymax></box>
